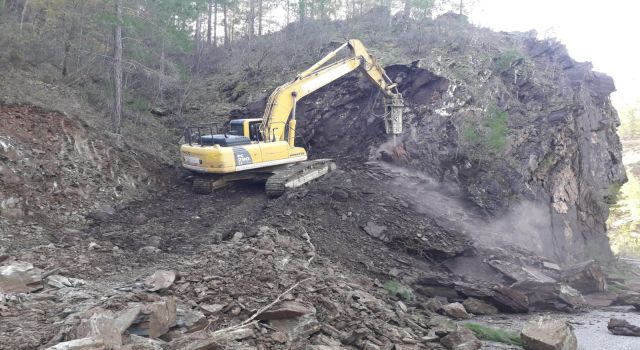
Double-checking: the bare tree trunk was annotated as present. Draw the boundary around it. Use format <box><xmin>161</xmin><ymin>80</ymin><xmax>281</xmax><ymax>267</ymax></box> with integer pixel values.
<box><xmin>223</xmin><ymin>3</ymin><xmax>229</xmax><ymax>48</ymax></box>
<box><xmin>247</xmin><ymin>0</ymin><xmax>255</xmax><ymax>37</ymax></box>
<box><xmin>112</xmin><ymin>0</ymin><xmax>123</xmax><ymax>135</ymax></box>
<box><xmin>158</xmin><ymin>36</ymin><xmax>164</xmax><ymax>102</ymax></box>
<box><xmin>257</xmin><ymin>0</ymin><xmax>262</xmax><ymax>35</ymax></box>
<box><xmin>62</xmin><ymin>23</ymin><xmax>75</xmax><ymax>76</ymax></box>
<box><xmin>194</xmin><ymin>15</ymin><xmax>201</xmax><ymax>69</ymax></box>
<box><xmin>459</xmin><ymin>0</ymin><xmax>464</xmax><ymax>15</ymax></box>
<box><xmin>19</xmin><ymin>0</ymin><xmax>28</xmax><ymax>32</ymax></box>
<box><xmin>286</xmin><ymin>0</ymin><xmax>290</xmax><ymax>24</ymax></box>
<box><xmin>298</xmin><ymin>0</ymin><xmax>305</xmax><ymax>27</ymax></box>
<box><xmin>207</xmin><ymin>0</ymin><xmax>212</xmax><ymax>45</ymax></box>
<box><xmin>404</xmin><ymin>0</ymin><xmax>411</xmax><ymax>16</ymax></box>
<box><xmin>213</xmin><ymin>2</ymin><xmax>217</xmax><ymax>47</ymax></box>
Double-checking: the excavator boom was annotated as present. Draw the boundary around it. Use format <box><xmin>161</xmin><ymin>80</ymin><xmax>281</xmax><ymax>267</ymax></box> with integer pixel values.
<box><xmin>261</xmin><ymin>39</ymin><xmax>404</xmax><ymax>144</ymax></box>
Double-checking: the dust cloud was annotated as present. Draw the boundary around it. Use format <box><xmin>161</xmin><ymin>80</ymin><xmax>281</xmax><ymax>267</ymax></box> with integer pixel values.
<box><xmin>373</xmin><ymin>138</ymin><xmax>554</xmax><ymax>257</ymax></box>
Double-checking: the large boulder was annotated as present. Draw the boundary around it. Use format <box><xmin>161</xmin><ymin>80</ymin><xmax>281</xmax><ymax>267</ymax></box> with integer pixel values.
<box><xmin>0</xmin><ymin>260</ymin><xmax>43</xmax><ymax>293</ymax></box>
<box><xmin>441</xmin><ymin>302</ymin><xmax>471</xmax><ymax>320</ymax></box>
<box><xmin>440</xmin><ymin>326</ymin><xmax>482</xmax><ymax>350</ymax></box>
<box><xmin>462</xmin><ymin>298</ymin><xmax>498</xmax><ymax>315</ymax></box>
<box><xmin>521</xmin><ymin>316</ymin><xmax>577</xmax><ymax>350</ymax></box>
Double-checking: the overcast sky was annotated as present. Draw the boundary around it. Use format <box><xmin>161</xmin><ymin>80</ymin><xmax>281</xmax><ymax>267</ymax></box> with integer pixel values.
<box><xmin>468</xmin><ymin>0</ymin><xmax>640</xmax><ymax>103</ymax></box>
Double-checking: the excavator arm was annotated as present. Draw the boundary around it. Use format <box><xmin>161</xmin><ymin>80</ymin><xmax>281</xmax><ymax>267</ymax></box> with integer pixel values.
<box><xmin>260</xmin><ymin>39</ymin><xmax>404</xmax><ymax>146</ymax></box>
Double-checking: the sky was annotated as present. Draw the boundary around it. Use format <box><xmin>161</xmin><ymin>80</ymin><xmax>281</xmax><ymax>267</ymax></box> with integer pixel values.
<box><xmin>467</xmin><ymin>0</ymin><xmax>640</xmax><ymax>104</ymax></box>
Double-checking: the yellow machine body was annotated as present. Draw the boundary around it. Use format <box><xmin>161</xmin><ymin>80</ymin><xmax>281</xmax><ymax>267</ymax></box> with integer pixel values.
<box><xmin>181</xmin><ymin>118</ymin><xmax>307</xmax><ymax>174</ymax></box>
<box><xmin>180</xmin><ymin>39</ymin><xmax>404</xmax><ymax>184</ymax></box>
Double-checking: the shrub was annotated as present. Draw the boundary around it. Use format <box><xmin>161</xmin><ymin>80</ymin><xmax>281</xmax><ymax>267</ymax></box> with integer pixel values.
<box><xmin>465</xmin><ymin>323</ymin><xmax>522</xmax><ymax>346</ymax></box>
<box><xmin>383</xmin><ymin>280</ymin><xmax>413</xmax><ymax>301</ymax></box>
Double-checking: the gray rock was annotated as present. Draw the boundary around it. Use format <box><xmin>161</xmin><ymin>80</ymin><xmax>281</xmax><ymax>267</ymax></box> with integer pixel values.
<box><xmin>440</xmin><ymin>326</ymin><xmax>481</xmax><ymax>350</ymax></box>
<box><xmin>46</xmin><ymin>275</ymin><xmax>86</xmax><ymax>289</ymax></box>
<box><xmin>128</xmin><ymin>298</ymin><xmax>177</xmax><ymax>338</ymax></box>
<box><xmin>362</xmin><ymin>221</ymin><xmax>388</xmax><ymax>241</ymax></box>
<box><xmin>462</xmin><ymin>298</ymin><xmax>497</xmax><ymax>315</ymax></box>
<box><xmin>0</xmin><ymin>260</ymin><xmax>43</xmax><ymax>293</ymax></box>
<box><xmin>46</xmin><ymin>338</ymin><xmax>105</xmax><ymax>350</ymax></box>
<box><xmin>441</xmin><ymin>302</ymin><xmax>471</xmax><ymax>320</ymax></box>
<box><xmin>144</xmin><ymin>270</ymin><xmax>176</xmax><ymax>291</ymax></box>
<box><xmin>257</xmin><ymin>301</ymin><xmax>315</xmax><ymax>320</ymax></box>
<box><xmin>521</xmin><ymin>316</ymin><xmax>577</xmax><ymax>350</ymax></box>
<box><xmin>608</xmin><ymin>318</ymin><xmax>640</xmax><ymax>337</ymax></box>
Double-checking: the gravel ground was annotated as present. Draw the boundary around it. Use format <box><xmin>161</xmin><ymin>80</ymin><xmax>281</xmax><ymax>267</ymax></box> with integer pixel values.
<box><xmin>471</xmin><ymin>306</ymin><xmax>640</xmax><ymax>350</ymax></box>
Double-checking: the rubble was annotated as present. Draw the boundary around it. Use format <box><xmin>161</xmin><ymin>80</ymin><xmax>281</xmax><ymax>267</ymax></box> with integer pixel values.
<box><xmin>521</xmin><ymin>316</ymin><xmax>577</xmax><ymax>350</ymax></box>
<box><xmin>0</xmin><ymin>260</ymin><xmax>43</xmax><ymax>293</ymax></box>
<box><xmin>607</xmin><ymin>318</ymin><xmax>640</xmax><ymax>337</ymax></box>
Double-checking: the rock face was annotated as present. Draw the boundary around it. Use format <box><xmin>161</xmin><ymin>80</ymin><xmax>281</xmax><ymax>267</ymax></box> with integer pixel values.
<box><xmin>294</xmin><ymin>16</ymin><xmax>626</xmax><ymax>262</ymax></box>
<box><xmin>521</xmin><ymin>316</ymin><xmax>577</xmax><ymax>350</ymax></box>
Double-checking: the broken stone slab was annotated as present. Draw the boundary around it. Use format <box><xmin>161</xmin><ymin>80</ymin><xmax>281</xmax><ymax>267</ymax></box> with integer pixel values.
<box><xmin>75</xmin><ymin>308</ymin><xmax>123</xmax><ymax>348</ymax></box>
<box><xmin>122</xmin><ymin>334</ymin><xmax>165</xmax><ymax>350</ymax></box>
<box><xmin>46</xmin><ymin>337</ymin><xmax>105</xmax><ymax>350</ymax></box>
<box><xmin>613</xmin><ymin>292</ymin><xmax>640</xmax><ymax>310</ymax></box>
<box><xmin>490</xmin><ymin>285</ymin><xmax>529</xmax><ymax>313</ymax></box>
<box><xmin>165</xmin><ymin>330</ymin><xmax>223</xmax><ymax>350</ymax></box>
<box><xmin>176</xmin><ymin>308</ymin><xmax>207</xmax><ymax>332</ymax></box>
<box><xmin>47</xmin><ymin>275</ymin><xmax>86</xmax><ymax>289</ymax></box>
<box><xmin>511</xmin><ymin>281</ymin><xmax>585</xmax><ymax>312</ymax></box>
<box><xmin>521</xmin><ymin>316</ymin><xmax>577</xmax><ymax>350</ymax></box>
<box><xmin>361</xmin><ymin>221</ymin><xmax>389</xmax><ymax>242</ymax></box>
<box><xmin>488</xmin><ymin>260</ymin><xmax>556</xmax><ymax>284</ymax></box>
<box><xmin>128</xmin><ymin>297</ymin><xmax>177</xmax><ymax>338</ymax></box>
<box><xmin>144</xmin><ymin>270</ymin><xmax>176</xmax><ymax>292</ymax></box>
<box><xmin>440</xmin><ymin>325</ymin><xmax>481</xmax><ymax>350</ymax></box>
<box><xmin>200</xmin><ymin>303</ymin><xmax>225</xmax><ymax>315</ymax></box>
<box><xmin>607</xmin><ymin>318</ymin><xmax>640</xmax><ymax>337</ymax></box>
<box><xmin>441</xmin><ymin>302</ymin><xmax>471</xmax><ymax>320</ymax></box>
<box><xmin>0</xmin><ymin>260</ymin><xmax>43</xmax><ymax>293</ymax></box>
<box><xmin>256</xmin><ymin>301</ymin><xmax>315</xmax><ymax>320</ymax></box>
<box><xmin>462</xmin><ymin>298</ymin><xmax>497</xmax><ymax>315</ymax></box>
<box><xmin>561</xmin><ymin>260</ymin><xmax>607</xmax><ymax>294</ymax></box>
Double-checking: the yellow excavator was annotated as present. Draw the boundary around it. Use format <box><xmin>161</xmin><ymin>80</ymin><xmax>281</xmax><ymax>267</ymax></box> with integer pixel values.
<box><xmin>180</xmin><ymin>39</ymin><xmax>404</xmax><ymax>196</ymax></box>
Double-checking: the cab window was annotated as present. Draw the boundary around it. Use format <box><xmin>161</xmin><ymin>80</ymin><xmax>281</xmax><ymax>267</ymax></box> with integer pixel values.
<box><xmin>228</xmin><ymin>121</ymin><xmax>244</xmax><ymax>136</ymax></box>
<box><xmin>249</xmin><ymin>121</ymin><xmax>262</xmax><ymax>141</ymax></box>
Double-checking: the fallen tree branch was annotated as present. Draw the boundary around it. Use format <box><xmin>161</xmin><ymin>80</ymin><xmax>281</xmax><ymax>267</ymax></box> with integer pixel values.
<box><xmin>210</xmin><ymin>277</ymin><xmax>312</xmax><ymax>336</ymax></box>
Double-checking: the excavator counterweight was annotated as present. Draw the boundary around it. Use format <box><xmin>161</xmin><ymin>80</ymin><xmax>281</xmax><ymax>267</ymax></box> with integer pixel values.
<box><xmin>180</xmin><ymin>39</ymin><xmax>404</xmax><ymax>196</ymax></box>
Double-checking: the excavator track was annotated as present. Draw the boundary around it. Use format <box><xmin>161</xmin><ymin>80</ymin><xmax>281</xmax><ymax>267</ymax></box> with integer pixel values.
<box><xmin>265</xmin><ymin>159</ymin><xmax>337</xmax><ymax>197</ymax></box>
<box><xmin>192</xmin><ymin>176</ymin><xmax>213</xmax><ymax>194</ymax></box>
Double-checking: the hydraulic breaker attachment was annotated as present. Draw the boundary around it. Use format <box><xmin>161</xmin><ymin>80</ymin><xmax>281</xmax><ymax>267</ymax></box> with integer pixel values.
<box><xmin>384</xmin><ymin>95</ymin><xmax>404</xmax><ymax>135</ymax></box>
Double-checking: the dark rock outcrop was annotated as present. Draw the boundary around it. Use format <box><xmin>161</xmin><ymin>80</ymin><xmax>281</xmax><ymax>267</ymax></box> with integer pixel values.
<box><xmin>294</xmin><ymin>17</ymin><xmax>625</xmax><ymax>263</ymax></box>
